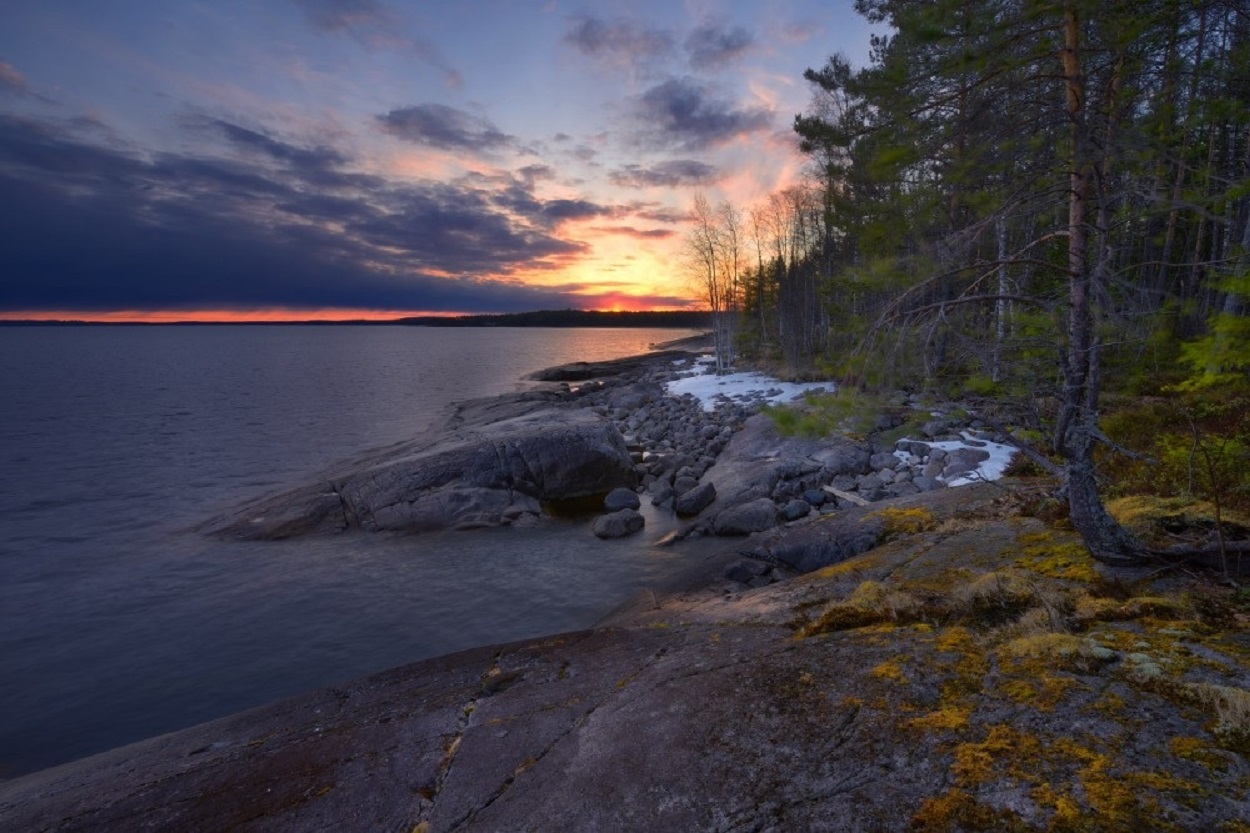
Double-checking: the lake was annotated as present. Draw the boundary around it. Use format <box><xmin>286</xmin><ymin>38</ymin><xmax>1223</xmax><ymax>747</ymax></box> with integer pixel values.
<box><xmin>0</xmin><ymin>325</ymin><xmax>709</xmax><ymax>777</ymax></box>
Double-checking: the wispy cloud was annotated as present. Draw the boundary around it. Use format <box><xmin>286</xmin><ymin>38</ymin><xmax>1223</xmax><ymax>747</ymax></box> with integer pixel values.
<box><xmin>593</xmin><ymin>225</ymin><xmax>677</xmax><ymax>239</ymax></box>
<box><xmin>632</xmin><ymin>77</ymin><xmax>773</xmax><ymax>151</ymax></box>
<box><xmin>610</xmin><ymin>159</ymin><xmax>720</xmax><ymax>188</ymax></box>
<box><xmin>0</xmin><ymin>61</ymin><xmax>33</xmax><ymax>97</ymax></box>
<box><xmin>292</xmin><ymin>0</ymin><xmax>463</xmax><ymax>88</ymax></box>
<box><xmin>376</xmin><ymin>104</ymin><xmax>513</xmax><ymax>153</ymax></box>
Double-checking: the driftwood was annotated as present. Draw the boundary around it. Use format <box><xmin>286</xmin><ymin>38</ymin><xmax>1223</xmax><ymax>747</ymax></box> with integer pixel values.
<box><xmin>822</xmin><ymin>485</ymin><xmax>870</xmax><ymax>507</ymax></box>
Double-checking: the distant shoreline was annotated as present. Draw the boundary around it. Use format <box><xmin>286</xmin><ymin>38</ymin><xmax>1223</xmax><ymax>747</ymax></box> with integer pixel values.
<box><xmin>0</xmin><ymin>309</ymin><xmax>712</xmax><ymax>329</ymax></box>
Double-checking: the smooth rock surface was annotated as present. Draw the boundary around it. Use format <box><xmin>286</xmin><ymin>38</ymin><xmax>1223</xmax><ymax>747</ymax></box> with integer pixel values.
<box><xmin>203</xmin><ymin>397</ymin><xmax>637</xmax><ymax>539</ymax></box>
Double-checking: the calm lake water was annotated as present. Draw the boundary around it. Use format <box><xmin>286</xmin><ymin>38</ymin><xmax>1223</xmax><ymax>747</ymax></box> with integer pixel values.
<box><xmin>0</xmin><ymin>325</ymin><xmax>707</xmax><ymax>777</ymax></box>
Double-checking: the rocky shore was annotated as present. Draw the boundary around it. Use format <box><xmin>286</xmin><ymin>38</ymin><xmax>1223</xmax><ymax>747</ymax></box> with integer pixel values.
<box><xmin>202</xmin><ymin>339</ymin><xmax>1014</xmax><ymax>562</ymax></box>
<box><xmin>6</xmin><ymin>344</ymin><xmax>1248</xmax><ymax>831</ymax></box>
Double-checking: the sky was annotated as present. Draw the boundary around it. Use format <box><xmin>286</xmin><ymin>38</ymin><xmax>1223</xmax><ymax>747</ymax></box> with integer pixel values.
<box><xmin>0</xmin><ymin>1</ymin><xmax>877</xmax><ymax>321</ymax></box>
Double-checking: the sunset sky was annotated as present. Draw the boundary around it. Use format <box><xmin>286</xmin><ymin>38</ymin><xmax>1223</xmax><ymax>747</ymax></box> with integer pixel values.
<box><xmin>0</xmin><ymin>1</ymin><xmax>877</xmax><ymax>321</ymax></box>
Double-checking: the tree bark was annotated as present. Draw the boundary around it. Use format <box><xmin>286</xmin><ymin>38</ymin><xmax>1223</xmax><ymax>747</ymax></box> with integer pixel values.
<box><xmin>1058</xmin><ymin>0</ymin><xmax>1147</xmax><ymax>564</ymax></box>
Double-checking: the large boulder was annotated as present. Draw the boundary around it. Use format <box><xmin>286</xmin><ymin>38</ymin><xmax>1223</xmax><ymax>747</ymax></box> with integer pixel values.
<box><xmin>203</xmin><ymin>404</ymin><xmax>637</xmax><ymax>539</ymax></box>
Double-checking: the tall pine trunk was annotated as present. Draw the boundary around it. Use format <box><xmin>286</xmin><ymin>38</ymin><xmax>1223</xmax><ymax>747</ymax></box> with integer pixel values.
<box><xmin>1058</xmin><ymin>0</ymin><xmax>1145</xmax><ymax>565</ymax></box>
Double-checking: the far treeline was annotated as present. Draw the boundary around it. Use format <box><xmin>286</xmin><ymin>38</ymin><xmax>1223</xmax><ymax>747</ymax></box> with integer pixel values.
<box><xmin>685</xmin><ymin>0</ymin><xmax>1249</xmax><ymax>567</ymax></box>
<box><xmin>397</xmin><ymin>310</ymin><xmax>710</xmax><ymax>329</ymax></box>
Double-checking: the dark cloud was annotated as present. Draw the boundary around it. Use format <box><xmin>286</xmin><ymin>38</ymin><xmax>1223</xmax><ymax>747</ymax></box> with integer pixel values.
<box><xmin>684</xmin><ymin>22</ymin><xmax>754</xmax><ymax>69</ymax></box>
<box><xmin>563</xmin><ymin>16</ymin><xmax>674</xmax><ymax>68</ymax></box>
<box><xmin>204</xmin><ymin>118</ymin><xmax>349</xmax><ymax>170</ymax></box>
<box><xmin>0</xmin><ymin>114</ymin><xmax>604</xmax><ymax>313</ymax></box>
<box><xmin>377</xmin><ymin>104</ymin><xmax>513</xmax><ymax>153</ymax></box>
<box><xmin>610</xmin><ymin>159</ymin><xmax>719</xmax><ymax>188</ymax></box>
<box><xmin>633</xmin><ymin>77</ymin><xmax>773</xmax><ymax>150</ymax></box>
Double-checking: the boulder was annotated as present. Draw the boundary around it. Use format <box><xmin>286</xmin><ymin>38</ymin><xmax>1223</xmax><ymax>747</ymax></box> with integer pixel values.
<box><xmin>782</xmin><ymin>499</ymin><xmax>812</xmax><ymax>521</ymax></box>
<box><xmin>869</xmin><ymin>451</ymin><xmax>900</xmax><ymax>472</ymax></box>
<box><xmin>604</xmin><ymin>487</ymin><xmax>641</xmax><ymax>512</ymax></box>
<box><xmin>592</xmin><ymin>509</ymin><xmax>645</xmax><ymax>538</ymax></box>
<box><xmin>942</xmin><ymin>447</ymin><xmax>991</xmax><ymax>478</ymax></box>
<box><xmin>714</xmin><ymin>498</ymin><xmax>780</xmax><ymax>535</ymax></box>
<box><xmin>802</xmin><ymin>489</ymin><xmax>827</xmax><ymax>507</ymax></box>
<box><xmin>812</xmin><ymin>441</ymin><xmax>872</xmax><ymax>476</ymax></box>
<box><xmin>675</xmin><ymin>482</ymin><xmax>716</xmax><ymax>517</ymax></box>
<box><xmin>203</xmin><ymin>404</ymin><xmax>637</xmax><ymax>539</ymax></box>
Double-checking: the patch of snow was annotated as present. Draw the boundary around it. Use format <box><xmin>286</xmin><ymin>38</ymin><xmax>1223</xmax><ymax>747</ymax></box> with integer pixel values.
<box><xmin>894</xmin><ymin>432</ymin><xmax>1018</xmax><ymax>487</ymax></box>
<box><xmin>665</xmin><ymin>360</ymin><xmax>833</xmax><ymax>412</ymax></box>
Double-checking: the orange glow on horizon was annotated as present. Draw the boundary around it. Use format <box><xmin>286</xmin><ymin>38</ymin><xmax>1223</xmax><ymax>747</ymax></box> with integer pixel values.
<box><xmin>0</xmin><ymin>301</ymin><xmax>697</xmax><ymax>323</ymax></box>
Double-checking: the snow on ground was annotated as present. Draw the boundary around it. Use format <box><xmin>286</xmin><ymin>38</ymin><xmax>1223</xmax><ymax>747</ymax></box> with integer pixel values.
<box><xmin>896</xmin><ymin>432</ymin><xmax>1019</xmax><ymax>487</ymax></box>
<box><xmin>666</xmin><ymin>357</ymin><xmax>833</xmax><ymax>412</ymax></box>
<box><xmin>668</xmin><ymin>358</ymin><xmax>1017</xmax><ymax>487</ymax></box>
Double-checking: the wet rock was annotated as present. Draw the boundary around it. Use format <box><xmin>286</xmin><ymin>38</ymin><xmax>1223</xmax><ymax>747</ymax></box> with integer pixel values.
<box><xmin>592</xmin><ymin>508</ymin><xmax>645</xmax><ymax>538</ymax></box>
<box><xmin>604</xmin><ymin>487</ymin><xmax>641</xmax><ymax>512</ymax></box>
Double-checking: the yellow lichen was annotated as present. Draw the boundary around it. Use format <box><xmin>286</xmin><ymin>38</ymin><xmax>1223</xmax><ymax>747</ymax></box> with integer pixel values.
<box><xmin>1016</xmin><ymin>529</ymin><xmax>1099</xmax><ymax>582</ymax></box>
<box><xmin>796</xmin><ymin>580</ymin><xmax>926</xmax><ymax>637</ymax></box>
<box><xmin>952</xmin><ymin>725</ymin><xmax>1041</xmax><ymax>787</ymax></box>
<box><xmin>871</xmin><ymin>506</ymin><xmax>937</xmax><ymax>537</ymax></box>
<box><xmin>909</xmin><ymin>787</ymin><xmax>1029</xmax><ymax>832</ymax></box>
<box><xmin>871</xmin><ymin>656</ymin><xmax>908</xmax><ymax>683</ymax></box>
<box><xmin>999</xmin><ymin>632</ymin><xmax>1115</xmax><ymax>673</ymax></box>
<box><xmin>1170</xmin><ymin>736</ymin><xmax>1229</xmax><ymax>771</ymax></box>
<box><xmin>905</xmin><ymin>704</ymin><xmax>971</xmax><ymax>732</ymax></box>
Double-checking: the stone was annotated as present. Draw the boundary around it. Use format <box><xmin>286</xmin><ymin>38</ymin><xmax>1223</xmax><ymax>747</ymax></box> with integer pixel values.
<box><xmin>912</xmin><ymin>476</ymin><xmax>943</xmax><ymax>492</ymax></box>
<box><xmin>604</xmin><ymin>487</ymin><xmax>641</xmax><ymax>512</ymax></box>
<box><xmin>649</xmin><ymin>484</ymin><xmax>676</xmax><ymax>507</ymax></box>
<box><xmin>714</xmin><ymin>498</ymin><xmax>780</xmax><ymax>535</ymax></box>
<box><xmin>203</xmin><ymin>402</ymin><xmax>637</xmax><ymax>539</ymax></box>
<box><xmin>803</xmin><ymin>489</ymin><xmax>827</xmax><ymax>507</ymax></box>
<box><xmin>812</xmin><ymin>442</ymin><xmax>872</xmax><ymax>476</ymax></box>
<box><xmin>856</xmin><ymin>473</ymin><xmax>884</xmax><ymax>492</ymax></box>
<box><xmin>942</xmin><ymin>447</ymin><xmax>991</xmax><ymax>478</ymax></box>
<box><xmin>723</xmin><ymin>559</ymin><xmax>769</xmax><ymax>583</ymax></box>
<box><xmin>592</xmin><ymin>508</ymin><xmax>645</xmax><ymax>538</ymax></box>
<box><xmin>673</xmin><ymin>475</ymin><xmax>699</xmax><ymax>495</ymax></box>
<box><xmin>869</xmin><ymin>451</ymin><xmax>899</xmax><ymax>472</ymax></box>
<box><xmin>674</xmin><ymin>481</ymin><xmax>716</xmax><ymax>516</ymax></box>
<box><xmin>782</xmin><ymin>499</ymin><xmax>812</xmax><ymax>521</ymax></box>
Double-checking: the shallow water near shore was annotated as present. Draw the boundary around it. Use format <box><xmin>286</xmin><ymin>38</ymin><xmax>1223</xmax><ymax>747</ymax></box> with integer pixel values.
<box><xmin>0</xmin><ymin>325</ymin><xmax>708</xmax><ymax>777</ymax></box>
